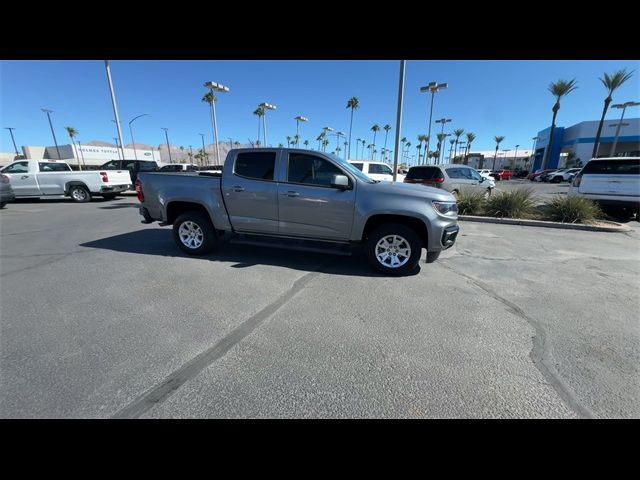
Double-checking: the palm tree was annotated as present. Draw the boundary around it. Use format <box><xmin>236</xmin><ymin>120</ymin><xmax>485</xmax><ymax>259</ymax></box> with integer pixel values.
<box><xmin>436</xmin><ymin>133</ymin><xmax>446</xmax><ymax>165</ymax></box>
<box><xmin>322</xmin><ymin>139</ymin><xmax>330</xmax><ymax>152</ymax></box>
<box><xmin>361</xmin><ymin>139</ymin><xmax>367</xmax><ymax>157</ymax></box>
<box><xmin>370</xmin><ymin>124</ymin><xmax>380</xmax><ymax>152</ymax></box>
<box><xmin>383</xmin><ymin>124</ymin><xmax>392</xmax><ymax>154</ymax></box>
<box><xmin>202</xmin><ymin>91</ymin><xmax>217</xmax><ymax>146</ymax></box>
<box><xmin>253</xmin><ymin>107</ymin><xmax>264</xmax><ymax>147</ymax></box>
<box><xmin>417</xmin><ymin>134</ymin><xmax>429</xmax><ymax>164</ymax></box>
<box><xmin>234</xmin><ymin>141</ymin><xmax>241</xmax><ymax>147</ymax></box>
<box><xmin>303</xmin><ymin>140</ymin><xmax>309</xmax><ymax>149</ymax></box>
<box><xmin>448</xmin><ymin>139</ymin><xmax>455</xmax><ymax>162</ymax></box>
<box><xmin>492</xmin><ymin>136</ymin><xmax>505</xmax><ymax>171</ymax></box>
<box><xmin>542</xmin><ymin>79</ymin><xmax>578</xmax><ymax>170</ymax></box>
<box><xmin>592</xmin><ymin>68</ymin><xmax>634</xmax><ymax>158</ymax></box>
<box><xmin>464</xmin><ymin>132</ymin><xmax>476</xmax><ymax>165</ymax></box>
<box><xmin>316</xmin><ymin>134</ymin><xmax>324</xmax><ymax>151</ymax></box>
<box><xmin>64</xmin><ymin>126</ymin><xmax>82</xmax><ymax>170</ymax></box>
<box><xmin>294</xmin><ymin>134</ymin><xmax>300</xmax><ymax>148</ymax></box>
<box><xmin>286</xmin><ymin>136</ymin><xmax>291</xmax><ymax>148</ymax></box>
<box><xmin>404</xmin><ymin>141</ymin><xmax>412</xmax><ymax>162</ymax></box>
<box><xmin>346</xmin><ymin>96</ymin><xmax>359</xmax><ymax>159</ymax></box>
<box><xmin>416</xmin><ymin>144</ymin><xmax>422</xmax><ymax>165</ymax></box>
<box><xmin>452</xmin><ymin>128</ymin><xmax>464</xmax><ymax>162</ymax></box>
<box><xmin>278</xmin><ymin>143</ymin><xmax>284</xmax><ymax>148</ymax></box>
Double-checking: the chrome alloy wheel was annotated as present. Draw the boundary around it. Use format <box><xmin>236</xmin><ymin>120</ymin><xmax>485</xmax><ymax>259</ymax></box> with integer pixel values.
<box><xmin>375</xmin><ymin>234</ymin><xmax>411</xmax><ymax>268</ymax></box>
<box><xmin>178</xmin><ymin>221</ymin><xmax>204</xmax><ymax>249</ymax></box>
<box><xmin>71</xmin><ymin>187</ymin><xmax>87</xmax><ymax>201</ymax></box>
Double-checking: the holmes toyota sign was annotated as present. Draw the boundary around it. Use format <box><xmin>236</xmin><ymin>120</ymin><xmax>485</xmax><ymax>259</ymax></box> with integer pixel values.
<box><xmin>75</xmin><ymin>145</ymin><xmax>156</xmax><ymax>162</ymax></box>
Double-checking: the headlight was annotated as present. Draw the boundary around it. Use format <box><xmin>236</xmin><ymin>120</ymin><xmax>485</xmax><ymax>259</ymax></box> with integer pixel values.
<box><xmin>432</xmin><ymin>201</ymin><xmax>458</xmax><ymax>217</ymax></box>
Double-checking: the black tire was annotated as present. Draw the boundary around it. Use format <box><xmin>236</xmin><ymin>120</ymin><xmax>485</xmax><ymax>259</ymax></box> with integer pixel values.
<box><xmin>69</xmin><ymin>185</ymin><xmax>91</xmax><ymax>203</ymax></box>
<box><xmin>551</xmin><ymin>176</ymin><xmax>561</xmax><ymax>183</ymax></box>
<box><xmin>0</xmin><ymin>202</ymin><xmax>6</xmax><ymax>209</ymax></box>
<box><xmin>172</xmin><ymin>211</ymin><xmax>216</xmax><ymax>255</ymax></box>
<box><xmin>364</xmin><ymin>223</ymin><xmax>422</xmax><ymax>276</ymax></box>
<box><xmin>102</xmin><ymin>193</ymin><xmax>118</xmax><ymax>200</ymax></box>
<box><xmin>426</xmin><ymin>250</ymin><xmax>441</xmax><ymax>263</ymax></box>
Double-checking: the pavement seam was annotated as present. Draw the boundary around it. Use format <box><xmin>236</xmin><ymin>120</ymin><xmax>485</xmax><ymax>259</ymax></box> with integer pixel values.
<box><xmin>112</xmin><ymin>267</ymin><xmax>325</xmax><ymax>419</ymax></box>
<box><xmin>438</xmin><ymin>261</ymin><xmax>595</xmax><ymax>419</ymax></box>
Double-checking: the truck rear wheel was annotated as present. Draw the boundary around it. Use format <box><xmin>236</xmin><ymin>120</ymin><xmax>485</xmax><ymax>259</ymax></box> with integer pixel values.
<box><xmin>173</xmin><ymin>211</ymin><xmax>216</xmax><ymax>255</ymax></box>
<box><xmin>69</xmin><ymin>185</ymin><xmax>91</xmax><ymax>203</ymax></box>
<box><xmin>364</xmin><ymin>223</ymin><xmax>422</xmax><ymax>276</ymax></box>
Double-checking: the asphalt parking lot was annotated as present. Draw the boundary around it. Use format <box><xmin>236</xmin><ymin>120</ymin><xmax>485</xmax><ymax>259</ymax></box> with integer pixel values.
<box><xmin>1</xmin><ymin>195</ymin><xmax>639</xmax><ymax>418</ymax></box>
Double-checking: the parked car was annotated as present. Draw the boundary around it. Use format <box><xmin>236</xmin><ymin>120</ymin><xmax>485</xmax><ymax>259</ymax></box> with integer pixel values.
<box><xmin>348</xmin><ymin>161</ymin><xmax>406</xmax><ymax>182</ymax></box>
<box><xmin>158</xmin><ymin>163</ymin><xmax>199</xmax><ymax>172</ymax></box>
<box><xmin>538</xmin><ymin>169</ymin><xmax>561</xmax><ymax>182</ymax></box>
<box><xmin>137</xmin><ymin>148</ymin><xmax>459</xmax><ymax>275</ymax></box>
<box><xmin>490</xmin><ymin>169</ymin><xmax>513</xmax><ymax>181</ymax></box>
<box><xmin>0</xmin><ymin>159</ymin><xmax>131</xmax><ymax>202</ymax></box>
<box><xmin>404</xmin><ymin>164</ymin><xmax>494</xmax><ymax>198</ymax></box>
<box><xmin>99</xmin><ymin>159</ymin><xmax>158</xmax><ymax>186</ymax></box>
<box><xmin>568</xmin><ymin>157</ymin><xmax>640</xmax><ymax>218</ymax></box>
<box><xmin>477</xmin><ymin>169</ymin><xmax>493</xmax><ymax>179</ymax></box>
<box><xmin>547</xmin><ymin>168</ymin><xmax>582</xmax><ymax>183</ymax></box>
<box><xmin>0</xmin><ymin>173</ymin><xmax>15</xmax><ymax>208</ymax></box>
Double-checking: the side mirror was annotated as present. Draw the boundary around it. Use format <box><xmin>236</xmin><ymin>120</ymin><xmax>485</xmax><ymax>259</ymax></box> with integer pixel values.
<box><xmin>331</xmin><ymin>174</ymin><xmax>351</xmax><ymax>190</ymax></box>
<box><xmin>479</xmin><ymin>176</ymin><xmax>485</xmax><ymax>182</ymax></box>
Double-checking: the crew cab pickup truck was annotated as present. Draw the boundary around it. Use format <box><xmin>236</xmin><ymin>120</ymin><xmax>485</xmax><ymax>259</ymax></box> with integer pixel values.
<box><xmin>0</xmin><ymin>159</ymin><xmax>132</xmax><ymax>202</ymax></box>
<box><xmin>136</xmin><ymin>148</ymin><xmax>459</xmax><ymax>275</ymax></box>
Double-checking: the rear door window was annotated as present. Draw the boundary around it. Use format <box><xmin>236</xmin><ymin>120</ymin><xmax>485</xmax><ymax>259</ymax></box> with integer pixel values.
<box><xmin>368</xmin><ymin>163</ymin><xmax>393</xmax><ymax>175</ymax></box>
<box><xmin>445</xmin><ymin>168</ymin><xmax>466</xmax><ymax>179</ymax></box>
<box><xmin>407</xmin><ymin>167</ymin><xmax>440</xmax><ymax>180</ymax></box>
<box><xmin>139</xmin><ymin>161</ymin><xmax>158</xmax><ymax>172</ymax></box>
<box><xmin>582</xmin><ymin>159</ymin><xmax>640</xmax><ymax>175</ymax></box>
<box><xmin>38</xmin><ymin>162</ymin><xmax>71</xmax><ymax>172</ymax></box>
<box><xmin>350</xmin><ymin>162</ymin><xmax>364</xmax><ymax>171</ymax></box>
<box><xmin>101</xmin><ymin>160</ymin><xmax>121</xmax><ymax>170</ymax></box>
<box><xmin>234</xmin><ymin>152</ymin><xmax>276</xmax><ymax>180</ymax></box>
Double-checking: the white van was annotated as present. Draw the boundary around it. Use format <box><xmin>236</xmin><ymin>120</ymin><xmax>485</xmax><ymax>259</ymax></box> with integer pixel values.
<box><xmin>568</xmin><ymin>157</ymin><xmax>639</xmax><ymax>216</ymax></box>
<box><xmin>348</xmin><ymin>161</ymin><xmax>406</xmax><ymax>182</ymax></box>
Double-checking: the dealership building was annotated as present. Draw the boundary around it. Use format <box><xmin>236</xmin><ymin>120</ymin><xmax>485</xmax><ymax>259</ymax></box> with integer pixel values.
<box><xmin>16</xmin><ymin>143</ymin><xmax>162</xmax><ymax>168</ymax></box>
<box><xmin>532</xmin><ymin>117</ymin><xmax>640</xmax><ymax>171</ymax></box>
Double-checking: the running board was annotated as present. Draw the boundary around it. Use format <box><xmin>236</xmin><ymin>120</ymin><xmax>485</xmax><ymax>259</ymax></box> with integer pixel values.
<box><xmin>229</xmin><ymin>234</ymin><xmax>353</xmax><ymax>256</ymax></box>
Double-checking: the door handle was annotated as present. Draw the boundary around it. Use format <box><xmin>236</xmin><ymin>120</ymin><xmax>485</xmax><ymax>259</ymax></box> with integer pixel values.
<box><xmin>21</xmin><ymin>175</ymin><xmax>29</xmax><ymax>179</ymax></box>
<box><xmin>232</xmin><ymin>186</ymin><xmax>245</xmax><ymax>192</ymax></box>
<box><xmin>282</xmin><ymin>191</ymin><xmax>300</xmax><ymax>197</ymax></box>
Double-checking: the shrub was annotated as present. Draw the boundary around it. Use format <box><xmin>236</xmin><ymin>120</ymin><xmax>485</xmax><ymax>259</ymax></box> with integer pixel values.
<box><xmin>543</xmin><ymin>196</ymin><xmax>602</xmax><ymax>223</ymax></box>
<box><xmin>485</xmin><ymin>188</ymin><xmax>536</xmax><ymax>218</ymax></box>
<box><xmin>456</xmin><ymin>189</ymin><xmax>486</xmax><ymax>215</ymax></box>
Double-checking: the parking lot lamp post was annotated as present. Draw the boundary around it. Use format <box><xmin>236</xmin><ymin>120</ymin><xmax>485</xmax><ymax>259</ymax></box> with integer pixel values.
<box><xmin>161</xmin><ymin>128</ymin><xmax>172</xmax><ymax>163</ymax></box>
<box><xmin>198</xmin><ymin>133</ymin><xmax>207</xmax><ymax>166</ymax></box>
<box><xmin>128</xmin><ymin>113</ymin><xmax>149</xmax><ymax>161</ymax></box>
<box><xmin>204</xmin><ymin>81</ymin><xmax>230</xmax><ymax>165</ymax></box>
<box><xmin>5</xmin><ymin>127</ymin><xmax>19</xmax><ymax>157</ymax></box>
<box><xmin>322</xmin><ymin>127</ymin><xmax>333</xmax><ymax>152</ymax></box>
<box><xmin>259</xmin><ymin>102</ymin><xmax>277</xmax><ymax>148</ymax></box>
<box><xmin>294</xmin><ymin>116</ymin><xmax>308</xmax><ymax>147</ymax></box>
<box><xmin>531</xmin><ymin>136</ymin><xmax>538</xmax><ymax>168</ymax></box>
<box><xmin>502</xmin><ymin>149</ymin><xmax>511</xmax><ymax>169</ymax></box>
<box><xmin>104</xmin><ymin>61</ymin><xmax>126</xmax><ymax>162</ymax></box>
<box><xmin>420</xmin><ymin>82</ymin><xmax>448</xmax><ymax>159</ymax></box>
<box><xmin>113</xmin><ymin>138</ymin><xmax>122</xmax><ymax>160</ymax></box>
<box><xmin>610</xmin><ymin>101</ymin><xmax>639</xmax><ymax>156</ymax></box>
<box><xmin>41</xmin><ymin>109</ymin><xmax>62</xmax><ymax>159</ymax></box>
<box><xmin>513</xmin><ymin>144</ymin><xmax>520</xmax><ymax>168</ymax></box>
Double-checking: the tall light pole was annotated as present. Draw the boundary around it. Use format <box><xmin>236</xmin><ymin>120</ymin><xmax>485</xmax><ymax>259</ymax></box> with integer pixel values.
<box><xmin>128</xmin><ymin>113</ymin><xmax>149</xmax><ymax>161</ymax></box>
<box><xmin>104</xmin><ymin>61</ymin><xmax>126</xmax><ymax>161</ymax></box>
<box><xmin>77</xmin><ymin>139</ymin><xmax>86</xmax><ymax>167</ymax></box>
<box><xmin>5</xmin><ymin>127</ymin><xmax>19</xmax><ymax>157</ymax></box>
<box><xmin>530</xmin><ymin>136</ymin><xmax>538</xmax><ymax>169</ymax></box>
<box><xmin>502</xmin><ymin>149</ymin><xmax>511</xmax><ymax>168</ymax></box>
<box><xmin>435</xmin><ymin>118</ymin><xmax>451</xmax><ymax>164</ymax></box>
<box><xmin>334</xmin><ymin>131</ymin><xmax>346</xmax><ymax>157</ymax></box>
<box><xmin>198</xmin><ymin>133</ymin><xmax>207</xmax><ymax>165</ymax></box>
<box><xmin>356</xmin><ymin>138</ymin><xmax>363</xmax><ymax>158</ymax></box>
<box><xmin>420</xmin><ymin>81</ymin><xmax>448</xmax><ymax>160</ymax></box>
<box><xmin>113</xmin><ymin>138</ymin><xmax>122</xmax><ymax>160</ymax></box>
<box><xmin>161</xmin><ymin>128</ymin><xmax>172</xmax><ymax>163</ymax></box>
<box><xmin>294</xmin><ymin>116</ymin><xmax>308</xmax><ymax>148</ymax></box>
<box><xmin>259</xmin><ymin>102</ymin><xmax>277</xmax><ymax>148</ymax></box>
<box><xmin>609</xmin><ymin>101</ymin><xmax>639</xmax><ymax>157</ymax></box>
<box><xmin>204</xmin><ymin>81</ymin><xmax>230</xmax><ymax>165</ymax></box>
<box><xmin>41</xmin><ymin>109</ymin><xmax>62</xmax><ymax>159</ymax></box>
<box><xmin>513</xmin><ymin>144</ymin><xmax>520</xmax><ymax>168</ymax></box>
<box><xmin>392</xmin><ymin>60</ymin><xmax>406</xmax><ymax>182</ymax></box>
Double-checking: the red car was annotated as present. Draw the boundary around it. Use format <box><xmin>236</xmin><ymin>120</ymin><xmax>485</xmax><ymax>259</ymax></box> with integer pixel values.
<box><xmin>490</xmin><ymin>169</ymin><xmax>513</xmax><ymax>181</ymax></box>
<box><xmin>527</xmin><ymin>168</ymin><xmax>555</xmax><ymax>181</ymax></box>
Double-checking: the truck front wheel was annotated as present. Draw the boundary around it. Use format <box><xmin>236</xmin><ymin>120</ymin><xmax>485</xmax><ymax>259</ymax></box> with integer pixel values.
<box><xmin>364</xmin><ymin>223</ymin><xmax>422</xmax><ymax>276</ymax></box>
<box><xmin>173</xmin><ymin>211</ymin><xmax>216</xmax><ymax>255</ymax></box>
<box><xmin>69</xmin><ymin>185</ymin><xmax>91</xmax><ymax>203</ymax></box>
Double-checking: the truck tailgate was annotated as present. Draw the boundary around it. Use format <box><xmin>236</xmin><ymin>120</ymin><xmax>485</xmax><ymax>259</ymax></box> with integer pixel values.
<box><xmin>103</xmin><ymin>170</ymin><xmax>132</xmax><ymax>185</ymax></box>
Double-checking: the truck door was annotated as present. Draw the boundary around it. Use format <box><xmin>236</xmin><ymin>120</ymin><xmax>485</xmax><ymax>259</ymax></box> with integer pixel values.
<box><xmin>277</xmin><ymin>152</ymin><xmax>356</xmax><ymax>240</ymax></box>
<box><xmin>222</xmin><ymin>151</ymin><xmax>279</xmax><ymax>234</ymax></box>
<box><xmin>2</xmin><ymin>161</ymin><xmax>40</xmax><ymax>196</ymax></box>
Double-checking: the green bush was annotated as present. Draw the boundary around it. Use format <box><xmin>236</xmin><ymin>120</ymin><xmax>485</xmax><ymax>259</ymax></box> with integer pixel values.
<box><xmin>543</xmin><ymin>196</ymin><xmax>602</xmax><ymax>223</ymax></box>
<box><xmin>456</xmin><ymin>189</ymin><xmax>486</xmax><ymax>215</ymax></box>
<box><xmin>485</xmin><ymin>188</ymin><xmax>536</xmax><ymax>218</ymax></box>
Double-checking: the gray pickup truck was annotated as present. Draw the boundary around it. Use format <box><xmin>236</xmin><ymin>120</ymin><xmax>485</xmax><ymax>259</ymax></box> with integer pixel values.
<box><xmin>136</xmin><ymin>148</ymin><xmax>459</xmax><ymax>275</ymax></box>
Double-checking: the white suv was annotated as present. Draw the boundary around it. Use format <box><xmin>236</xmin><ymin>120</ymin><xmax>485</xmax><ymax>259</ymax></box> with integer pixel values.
<box><xmin>568</xmin><ymin>157</ymin><xmax>639</xmax><ymax>216</ymax></box>
<box><xmin>348</xmin><ymin>161</ymin><xmax>405</xmax><ymax>182</ymax></box>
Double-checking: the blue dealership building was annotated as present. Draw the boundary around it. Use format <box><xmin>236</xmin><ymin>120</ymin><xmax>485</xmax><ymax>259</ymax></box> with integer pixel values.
<box><xmin>532</xmin><ymin>117</ymin><xmax>640</xmax><ymax>171</ymax></box>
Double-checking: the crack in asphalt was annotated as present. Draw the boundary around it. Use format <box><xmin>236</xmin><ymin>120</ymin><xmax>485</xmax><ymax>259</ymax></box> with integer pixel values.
<box><xmin>112</xmin><ymin>267</ymin><xmax>327</xmax><ymax>419</ymax></box>
<box><xmin>438</xmin><ymin>260</ymin><xmax>594</xmax><ymax>419</ymax></box>
<box><xmin>0</xmin><ymin>250</ymin><xmax>96</xmax><ymax>278</ymax></box>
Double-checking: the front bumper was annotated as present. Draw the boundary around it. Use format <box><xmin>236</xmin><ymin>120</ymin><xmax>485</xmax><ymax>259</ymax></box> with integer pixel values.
<box><xmin>441</xmin><ymin>225</ymin><xmax>459</xmax><ymax>249</ymax></box>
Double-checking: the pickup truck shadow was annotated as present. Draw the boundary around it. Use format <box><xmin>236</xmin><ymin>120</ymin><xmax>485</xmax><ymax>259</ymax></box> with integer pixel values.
<box><xmin>80</xmin><ymin>228</ymin><xmax>420</xmax><ymax>277</ymax></box>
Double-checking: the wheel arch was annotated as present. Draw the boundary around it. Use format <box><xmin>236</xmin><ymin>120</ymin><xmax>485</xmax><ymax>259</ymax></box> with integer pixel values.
<box><xmin>361</xmin><ymin>214</ymin><xmax>428</xmax><ymax>248</ymax></box>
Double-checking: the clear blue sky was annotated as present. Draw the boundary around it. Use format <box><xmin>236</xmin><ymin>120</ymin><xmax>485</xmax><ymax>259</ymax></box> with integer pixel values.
<box><xmin>2</xmin><ymin>60</ymin><xmax>639</xmax><ymax>156</ymax></box>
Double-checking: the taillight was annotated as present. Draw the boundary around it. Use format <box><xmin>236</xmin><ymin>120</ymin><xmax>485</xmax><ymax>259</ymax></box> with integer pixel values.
<box><xmin>135</xmin><ymin>179</ymin><xmax>144</xmax><ymax>202</ymax></box>
<box><xmin>572</xmin><ymin>173</ymin><xmax>582</xmax><ymax>188</ymax></box>
<box><xmin>100</xmin><ymin>171</ymin><xmax>109</xmax><ymax>183</ymax></box>
<box><xmin>432</xmin><ymin>176</ymin><xmax>445</xmax><ymax>184</ymax></box>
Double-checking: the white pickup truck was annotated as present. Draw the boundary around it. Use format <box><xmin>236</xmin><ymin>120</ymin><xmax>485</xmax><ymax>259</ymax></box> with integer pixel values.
<box><xmin>0</xmin><ymin>159</ymin><xmax>132</xmax><ymax>202</ymax></box>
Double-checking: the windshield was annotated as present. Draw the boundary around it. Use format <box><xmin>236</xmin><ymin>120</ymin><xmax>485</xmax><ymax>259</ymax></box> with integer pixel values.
<box><xmin>326</xmin><ymin>154</ymin><xmax>375</xmax><ymax>183</ymax></box>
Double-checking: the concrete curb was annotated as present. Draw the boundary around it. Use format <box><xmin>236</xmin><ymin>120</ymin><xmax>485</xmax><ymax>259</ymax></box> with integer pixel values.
<box><xmin>458</xmin><ymin>215</ymin><xmax>632</xmax><ymax>232</ymax></box>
